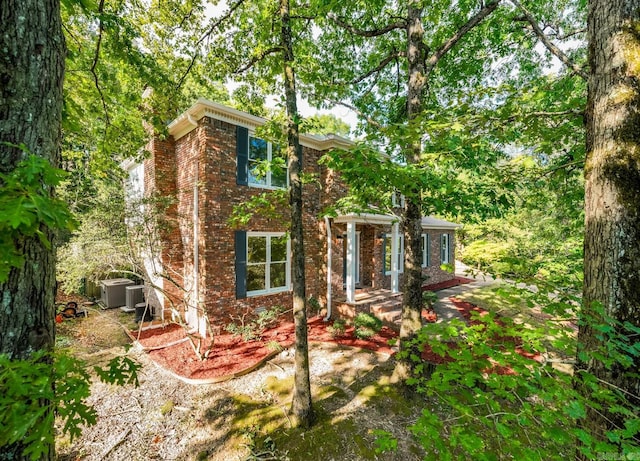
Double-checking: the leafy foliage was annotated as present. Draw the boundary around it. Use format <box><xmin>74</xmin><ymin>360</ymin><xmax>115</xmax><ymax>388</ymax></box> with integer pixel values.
<box><xmin>393</xmin><ymin>287</ymin><xmax>640</xmax><ymax>460</ymax></box>
<box><xmin>0</xmin><ymin>153</ymin><xmax>76</xmax><ymax>282</ymax></box>
<box><xmin>0</xmin><ymin>350</ymin><xmax>140</xmax><ymax>460</ymax></box>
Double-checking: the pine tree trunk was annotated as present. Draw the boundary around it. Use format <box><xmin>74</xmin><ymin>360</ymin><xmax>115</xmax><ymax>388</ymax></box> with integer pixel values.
<box><xmin>0</xmin><ymin>0</ymin><xmax>65</xmax><ymax>459</ymax></box>
<box><xmin>575</xmin><ymin>0</ymin><xmax>640</xmax><ymax>452</ymax></box>
<box><xmin>280</xmin><ymin>0</ymin><xmax>314</xmax><ymax>428</ymax></box>
<box><xmin>392</xmin><ymin>1</ymin><xmax>427</xmax><ymax>384</ymax></box>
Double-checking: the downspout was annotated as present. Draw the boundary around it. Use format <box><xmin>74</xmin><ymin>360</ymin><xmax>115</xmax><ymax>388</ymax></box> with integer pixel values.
<box><xmin>324</xmin><ymin>216</ymin><xmax>332</xmax><ymax>321</ymax></box>
<box><xmin>193</xmin><ymin>163</ymin><xmax>200</xmax><ymax>334</ymax></box>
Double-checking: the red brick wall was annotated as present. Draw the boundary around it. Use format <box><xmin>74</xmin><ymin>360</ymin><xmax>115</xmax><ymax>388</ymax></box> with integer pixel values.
<box><xmin>143</xmin><ymin>136</ymin><xmax>184</xmax><ymax>311</ymax></box>
<box><xmin>146</xmin><ymin>115</ymin><xmax>456</xmax><ymax>328</ymax></box>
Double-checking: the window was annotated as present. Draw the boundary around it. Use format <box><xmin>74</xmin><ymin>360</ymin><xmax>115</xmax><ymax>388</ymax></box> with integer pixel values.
<box><xmin>422</xmin><ymin>233</ymin><xmax>431</xmax><ymax>267</ymax></box>
<box><xmin>441</xmin><ymin>233</ymin><xmax>450</xmax><ymax>264</ymax></box>
<box><xmin>248</xmin><ymin>135</ymin><xmax>287</xmax><ymax>189</ymax></box>
<box><xmin>391</xmin><ymin>191</ymin><xmax>405</xmax><ymax>208</ymax></box>
<box><xmin>246</xmin><ymin>233</ymin><xmax>290</xmax><ymax>296</ymax></box>
<box><xmin>384</xmin><ymin>234</ymin><xmax>404</xmax><ymax>275</ymax></box>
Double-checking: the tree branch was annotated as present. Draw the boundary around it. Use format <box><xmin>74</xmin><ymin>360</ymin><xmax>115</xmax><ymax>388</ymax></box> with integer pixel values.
<box><xmin>234</xmin><ymin>46</ymin><xmax>284</xmax><ymax>74</ymax></box>
<box><xmin>349</xmin><ymin>50</ymin><xmax>405</xmax><ymax>84</ymax></box>
<box><xmin>175</xmin><ymin>0</ymin><xmax>245</xmax><ymax>90</ymax></box>
<box><xmin>327</xmin><ymin>12</ymin><xmax>406</xmax><ymax>37</ymax></box>
<box><xmin>510</xmin><ymin>0</ymin><xmax>587</xmax><ymax>80</ymax></box>
<box><xmin>426</xmin><ymin>0</ymin><xmax>502</xmax><ymax>74</ymax></box>
<box><xmin>91</xmin><ymin>0</ymin><xmax>110</xmax><ymax>127</ymax></box>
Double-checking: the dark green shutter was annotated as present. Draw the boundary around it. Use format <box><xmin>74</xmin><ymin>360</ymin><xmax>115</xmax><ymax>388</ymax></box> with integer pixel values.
<box><xmin>236</xmin><ymin>126</ymin><xmax>248</xmax><ymax>185</ymax></box>
<box><xmin>426</xmin><ymin>234</ymin><xmax>431</xmax><ymax>267</ymax></box>
<box><xmin>235</xmin><ymin>231</ymin><xmax>247</xmax><ymax>298</ymax></box>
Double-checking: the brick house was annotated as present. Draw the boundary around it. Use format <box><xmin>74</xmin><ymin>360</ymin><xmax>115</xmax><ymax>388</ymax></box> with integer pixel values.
<box><xmin>124</xmin><ymin>98</ymin><xmax>460</xmax><ymax>334</ymax></box>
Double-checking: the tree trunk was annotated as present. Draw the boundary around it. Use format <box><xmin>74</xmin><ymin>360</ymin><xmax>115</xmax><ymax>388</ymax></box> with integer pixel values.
<box><xmin>280</xmin><ymin>0</ymin><xmax>314</xmax><ymax>428</ymax></box>
<box><xmin>0</xmin><ymin>0</ymin><xmax>65</xmax><ymax>459</ymax></box>
<box><xmin>575</xmin><ymin>0</ymin><xmax>640</xmax><ymax>453</ymax></box>
<box><xmin>392</xmin><ymin>1</ymin><xmax>427</xmax><ymax>384</ymax></box>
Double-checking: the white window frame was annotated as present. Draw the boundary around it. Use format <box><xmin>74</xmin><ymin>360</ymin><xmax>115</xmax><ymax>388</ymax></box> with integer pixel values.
<box><xmin>384</xmin><ymin>233</ymin><xmax>404</xmax><ymax>275</ymax></box>
<box><xmin>441</xmin><ymin>233</ymin><xmax>450</xmax><ymax>264</ymax></box>
<box><xmin>248</xmin><ymin>134</ymin><xmax>288</xmax><ymax>190</ymax></box>
<box><xmin>422</xmin><ymin>233</ymin><xmax>430</xmax><ymax>268</ymax></box>
<box><xmin>246</xmin><ymin>232</ymin><xmax>291</xmax><ymax>297</ymax></box>
<box><xmin>391</xmin><ymin>191</ymin><xmax>405</xmax><ymax>208</ymax></box>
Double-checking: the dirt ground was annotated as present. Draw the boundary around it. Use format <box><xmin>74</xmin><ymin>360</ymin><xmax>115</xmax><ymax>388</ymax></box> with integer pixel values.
<box><xmin>55</xmin><ymin>307</ymin><xmax>429</xmax><ymax>461</ymax></box>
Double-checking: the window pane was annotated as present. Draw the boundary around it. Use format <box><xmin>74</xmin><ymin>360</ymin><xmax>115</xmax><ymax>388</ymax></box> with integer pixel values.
<box><xmin>270</xmin><ymin>262</ymin><xmax>286</xmax><ymax>289</ymax></box>
<box><xmin>249</xmin><ymin>137</ymin><xmax>268</xmax><ymax>160</ymax></box>
<box><xmin>270</xmin><ymin>235</ymin><xmax>287</xmax><ymax>262</ymax></box>
<box><xmin>248</xmin><ymin>236</ymin><xmax>266</xmax><ymax>263</ymax></box>
<box><xmin>247</xmin><ymin>264</ymin><xmax>266</xmax><ymax>291</ymax></box>
<box><xmin>271</xmin><ymin>145</ymin><xmax>288</xmax><ymax>188</ymax></box>
<box><xmin>248</xmin><ymin>137</ymin><xmax>268</xmax><ymax>185</ymax></box>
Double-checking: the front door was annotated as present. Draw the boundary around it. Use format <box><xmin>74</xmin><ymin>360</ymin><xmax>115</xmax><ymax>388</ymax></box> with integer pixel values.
<box><xmin>342</xmin><ymin>231</ymin><xmax>360</xmax><ymax>285</ymax></box>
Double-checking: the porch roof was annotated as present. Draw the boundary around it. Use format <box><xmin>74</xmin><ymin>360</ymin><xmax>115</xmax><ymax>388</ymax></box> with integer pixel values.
<box><xmin>333</xmin><ymin>213</ymin><xmax>461</xmax><ymax>230</ymax></box>
<box><xmin>333</xmin><ymin>212</ymin><xmax>399</xmax><ymax>225</ymax></box>
<box><xmin>421</xmin><ymin>216</ymin><xmax>461</xmax><ymax>230</ymax></box>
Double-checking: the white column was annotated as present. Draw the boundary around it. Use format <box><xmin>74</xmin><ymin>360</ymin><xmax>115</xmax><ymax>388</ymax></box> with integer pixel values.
<box><xmin>391</xmin><ymin>222</ymin><xmax>399</xmax><ymax>294</ymax></box>
<box><xmin>346</xmin><ymin>221</ymin><xmax>356</xmax><ymax>303</ymax></box>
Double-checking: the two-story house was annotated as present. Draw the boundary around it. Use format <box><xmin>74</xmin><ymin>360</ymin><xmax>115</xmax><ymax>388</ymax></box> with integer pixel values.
<box><xmin>124</xmin><ymin>98</ymin><xmax>459</xmax><ymax>335</ymax></box>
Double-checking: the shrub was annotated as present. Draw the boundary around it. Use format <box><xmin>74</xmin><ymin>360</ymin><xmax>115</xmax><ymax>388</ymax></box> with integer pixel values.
<box><xmin>327</xmin><ymin>319</ymin><xmax>347</xmax><ymax>338</ymax></box>
<box><xmin>353</xmin><ymin>312</ymin><xmax>383</xmax><ymax>340</ymax></box>
<box><xmin>226</xmin><ymin>305</ymin><xmax>287</xmax><ymax>341</ymax></box>
<box><xmin>422</xmin><ymin>290</ymin><xmax>438</xmax><ymax>308</ymax></box>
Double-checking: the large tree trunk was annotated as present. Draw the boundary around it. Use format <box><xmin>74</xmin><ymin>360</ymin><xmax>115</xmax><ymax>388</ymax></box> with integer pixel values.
<box><xmin>280</xmin><ymin>0</ymin><xmax>314</xmax><ymax>428</ymax></box>
<box><xmin>575</xmin><ymin>0</ymin><xmax>640</xmax><ymax>452</ymax></box>
<box><xmin>0</xmin><ymin>0</ymin><xmax>65</xmax><ymax>459</ymax></box>
<box><xmin>392</xmin><ymin>1</ymin><xmax>427</xmax><ymax>384</ymax></box>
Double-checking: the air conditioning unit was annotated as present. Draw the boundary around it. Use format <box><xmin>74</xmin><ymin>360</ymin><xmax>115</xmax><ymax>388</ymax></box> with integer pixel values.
<box><xmin>100</xmin><ymin>278</ymin><xmax>134</xmax><ymax>308</ymax></box>
<box><xmin>125</xmin><ymin>285</ymin><xmax>145</xmax><ymax>309</ymax></box>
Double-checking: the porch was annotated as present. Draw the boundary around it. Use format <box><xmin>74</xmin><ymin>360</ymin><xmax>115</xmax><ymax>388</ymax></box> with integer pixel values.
<box><xmin>334</xmin><ymin>288</ymin><xmax>404</xmax><ymax>328</ymax></box>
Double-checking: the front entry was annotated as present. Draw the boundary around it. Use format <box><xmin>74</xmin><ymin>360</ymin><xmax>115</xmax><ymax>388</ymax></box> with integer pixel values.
<box><xmin>342</xmin><ymin>231</ymin><xmax>360</xmax><ymax>286</ymax></box>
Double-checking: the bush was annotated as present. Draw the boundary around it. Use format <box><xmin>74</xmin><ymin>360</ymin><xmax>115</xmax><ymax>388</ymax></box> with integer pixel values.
<box><xmin>353</xmin><ymin>312</ymin><xmax>383</xmax><ymax>340</ymax></box>
<box><xmin>327</xmin><ymin>318</ymin><xmax>346</xmax><ymax>338</ymax></box>
<box><xmin>422</xmin><ymin>290</ymin><xmax>438</xmax><ymax>308</ymax></box>
<box><xmin>225</xmin><ymin>305</ymin><xmax>287</xmax><ymax>341</ymax></box>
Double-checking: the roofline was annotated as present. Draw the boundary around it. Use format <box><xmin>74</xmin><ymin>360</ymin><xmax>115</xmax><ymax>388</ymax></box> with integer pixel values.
<box><xmin>333</xmin><ymin>213</ymin><xmax>460</xmax><ymax>230</ymax></box>
<box><xmin>168</xmin><ymin>98</ymin><xmax>354</xmax><ymax>151</ymax></box>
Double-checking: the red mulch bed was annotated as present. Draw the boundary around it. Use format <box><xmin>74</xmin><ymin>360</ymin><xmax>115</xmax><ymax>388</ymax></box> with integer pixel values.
<box><xmin>422</xmin><ymin>276</ymin><xmax>474</xmax><ymax>292</ymax></box>
<box><xmin>132</xmin><ymin>316</ymin><xmax>398</xmax><ymax>381</ymax></box>
<box><xmin>132</xmin><ymin>294</ymin><xmax>540</xmax><ymax>381</ymax></box>
<box><xmin>420</xmin><ymin>296</ymin><xmax>543</xmax><ymax>371</ymax></box>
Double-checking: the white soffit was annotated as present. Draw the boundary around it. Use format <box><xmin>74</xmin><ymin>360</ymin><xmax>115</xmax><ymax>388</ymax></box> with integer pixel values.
<box><xmin>168</xmin><ymin>98</ymin><xmax>353</xmax><ymax>151</ymax></box>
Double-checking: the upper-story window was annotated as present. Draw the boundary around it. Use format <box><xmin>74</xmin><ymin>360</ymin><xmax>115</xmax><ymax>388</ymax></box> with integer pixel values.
<box><xmin>248</xmin><ymin>135</ymin><xmax>288</xmax><ymax>189</ymax></box>
<box><xmin>391</xmin><ymin>191</ymin><xmax>405</xmax><ymax>208</ymax></box>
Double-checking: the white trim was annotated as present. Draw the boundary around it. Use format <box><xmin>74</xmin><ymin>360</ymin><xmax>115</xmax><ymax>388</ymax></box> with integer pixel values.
<box><xmin>334</xmin><ymin>212</ymin><xmax>399</xmax><ymax>225</ymax></box>
<box><xmin>421</xmin><ymin>233</ymin><xmax>430</xmax><ymax>268</ymax></box>
<box><xmin>384</xmin><ymin>232</ymin><xmax>405</xmax><ymax>276</ymax></box>
<box><xmin>390</xmin><ymin>223</ymin><xmax>400</xmax><ymax>294</ymax></box>
<box><xmin>441</xmin><ymin>233</ymin><xmax>450</xmax><ymax>264</ymax></box>
<box><xmin>168</xmin><ymin>98</ymin><xmax>354</xmax><ymax>151</ymax></box>
<box><xmin>346</xmin><ymin>222</ymin><xmax>356</xmax><ymax>303</ymax></box>
<box><xmin>246</xmin><ymin>232</ymin><xmax>291</xmax><ymax>297</ymax></box>
<box><xmin>421</xmin><ymin>216</ymin><xmax>461</xmax><ymax>230</ymax></box>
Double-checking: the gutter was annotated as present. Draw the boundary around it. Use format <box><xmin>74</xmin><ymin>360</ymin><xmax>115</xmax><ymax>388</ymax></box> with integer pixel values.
<box><xmin>324</xmin><ymin>216</ymin><xmax>332</xmax><ymax>321</ymax></box>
